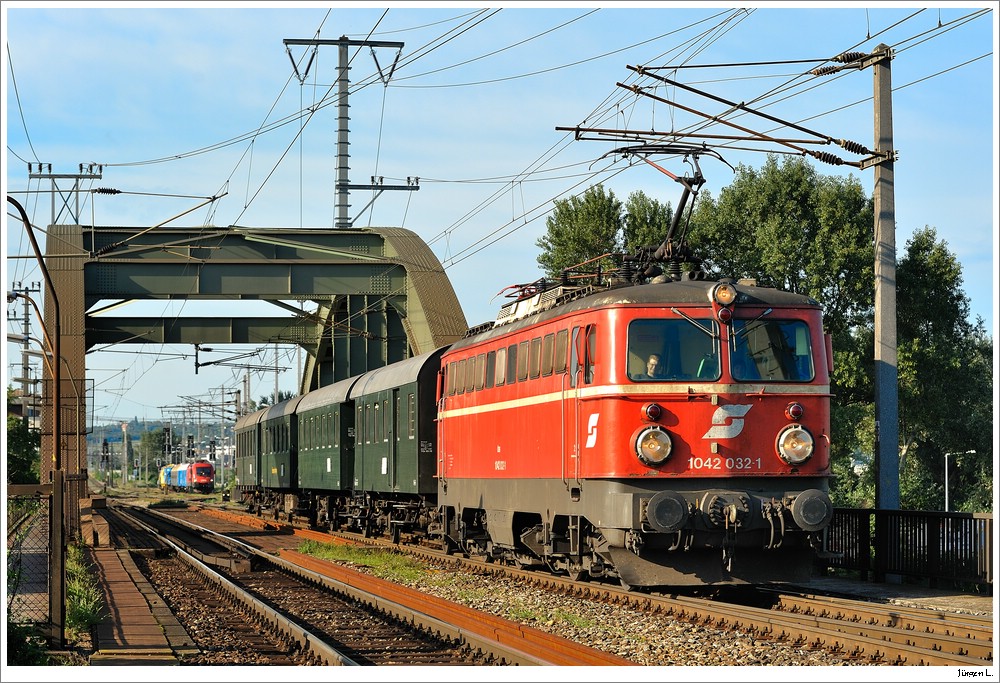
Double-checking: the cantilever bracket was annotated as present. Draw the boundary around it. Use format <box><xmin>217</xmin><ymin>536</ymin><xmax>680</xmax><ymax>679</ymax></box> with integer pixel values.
<box><xmin>859</xmin><ymin>149</ymin><xmax>899</xmax><ymax>170</ymax></box>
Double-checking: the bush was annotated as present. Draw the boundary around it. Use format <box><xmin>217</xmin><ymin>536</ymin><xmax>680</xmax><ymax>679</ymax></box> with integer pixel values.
<box><xmin>6</xmin><ymin>621</ymin><xmax>49</xmax><ymax>665</ymax></box>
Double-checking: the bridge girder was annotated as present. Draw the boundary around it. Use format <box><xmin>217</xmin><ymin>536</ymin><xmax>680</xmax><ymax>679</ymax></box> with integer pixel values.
<box><xmin>41</xmin><ymin>223</ymin><xmax>467</xmax><ymax>495</ymax></box>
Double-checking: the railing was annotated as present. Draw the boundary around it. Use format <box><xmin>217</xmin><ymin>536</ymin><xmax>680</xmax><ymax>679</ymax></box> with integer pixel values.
<box><xmin>822</xmin><ymin>508</ymin><xmax>993</xmax><ymax>588</ymax></box>
<box><xmin>6</xmin><ymin>492</ymin><xmax>51</xmax><ymax>627</ymax></box>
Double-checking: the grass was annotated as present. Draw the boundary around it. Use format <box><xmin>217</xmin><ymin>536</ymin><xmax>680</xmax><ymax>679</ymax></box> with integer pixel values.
<box><xmin>297</xmin><ymin>539</ymin><xmax>430</xmax><ymax>583</ymax></box>
<box><xmin>65</xmin><ymin>543</ymin><xmax>105</xmax><ymax>642</ymax></box>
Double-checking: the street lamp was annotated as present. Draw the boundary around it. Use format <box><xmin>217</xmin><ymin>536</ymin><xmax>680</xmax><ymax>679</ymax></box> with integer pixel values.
<box><xmin>944</xmin><ymin>450</ymin><xmax>977</xmax><ymax>512</ymax></box>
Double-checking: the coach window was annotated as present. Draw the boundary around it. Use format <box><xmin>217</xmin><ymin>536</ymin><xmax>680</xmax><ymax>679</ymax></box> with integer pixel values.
<box><xmin>517</xmin><ymin>340</ymin><xmax>530</xmax><ymax>381</ymax></box>
<box><xmin>494</xmin><ymin>347</ymin><xmax>506</xmax><ymax>386</ymax></box>
<box><xmin>408</xmin><ymin>393</ymin><xmax>416</xmax><ymax>438</ymax></box>
<box><xmin>529</xmin><ymin>337</ymin><xmax>542</xmax><ymax>378</ymax></box>
<box><xmin>554</xmin><ymin>329</ymin><xmax>568</xmax><ymax>373</ymax></box>
<box><xmin>486</xmin><ymin>350</ymin><xmax>496</xmax><ymax>387</ymax></box>
<box><xmin>333</xmin><ymin>411</ymin><xmax>340</xmax><ymax>448</ymax></box>
<box><xmin>506</xmin><ymin>343</ymin><xmax>518</xmax><ymax>384</ymax></box>
<box><xmin>382</xmin><ymin>399</ymin><xmax>388</xmax><ymax>441</ymax></box>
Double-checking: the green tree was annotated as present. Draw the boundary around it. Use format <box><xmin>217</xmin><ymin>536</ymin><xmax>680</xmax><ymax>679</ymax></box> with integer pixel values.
<box><xmin>257</xmin><ymin>389</ymin><xmax>295</xmax><ymax>408</ymax></box>
<box><xmin>895</xmin><ymin>227</ymin><xmax>993</xmax><ymax>511</ymax></box>
<box><xmin>6</xmin><ymin>387</ymin><xmax>40</xmax><ymax>484</ymax></box>
<box><xmin>623</xmin><ymin>189</ymin><xmax>673</xmax><ymax>253</ymax></box>
<box><xmin>535</xmin><ymin>185</ymin><xmax>678</xmax><ymax>280</ymax></box>
<box><xmin>535</xmin><ymin>184</ymin><xmax>623</xmax><ymax>278</ymax></box>
<box><xmin>139</xmin><ymin>428</ymin><xmax>167</xmax><ymax>485</ymax></box>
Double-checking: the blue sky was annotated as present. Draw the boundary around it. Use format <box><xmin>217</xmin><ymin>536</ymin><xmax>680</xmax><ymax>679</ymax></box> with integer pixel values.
<box><xmin>3</xmin><ymin>3</ymin><xmax>997</xmax><ymax>428</ymax></box>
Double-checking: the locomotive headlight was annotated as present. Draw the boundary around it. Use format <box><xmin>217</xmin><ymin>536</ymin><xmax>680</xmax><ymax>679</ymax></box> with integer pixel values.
<box><xmin>775</xmin><ymin>424</ymin><xmax>814</xmax><ymax>465</ymax></box>
<box><xmin>635</xmin><ymin>426</ymin><xmax>672</xmax><ymax>466</ymax></box>
<box><xmin>712</xmin><ymin>282</ymin><xmax>737</xmax><ymax>306</ymax></box>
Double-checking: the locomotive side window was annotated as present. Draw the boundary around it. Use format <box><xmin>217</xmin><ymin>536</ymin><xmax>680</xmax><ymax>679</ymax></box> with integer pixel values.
<box><xmin>486</xmin><ymin>350</ymin><xmax>496</xmax><ymax>387</ymax></box>
<box><xmin>446</xmin><ymin>361</ymin><xmax>455</xmax><ymax>396</ymax></box>
<box><xmin>554</xmin><ymin>329</ymin><xmax>568</xmax><ymax>373</ymax></box>
<box><xmin>628</xmin><ymin>318</ymin><xmax>720</xmax><ymax>381</ymax></box>
<box><xmin>541</xmin><ymin>333</ymin><xmax>554</xmax><ymax>376</ymax></box>
<box><xmin>517</xmin><ymin>341</ymin><xmax>530</xmax><ymax>381</ymax></box>
<box><xmin>495</xmin><ymin>347</ymin><xmax>506</xmax><ymax>386</ymax></box>
<box><xmin>529</xmin><ymin>337</ymin><xmax>542</xmax><ymax>379</ymax></box>
<box><xmin>476</xmin><ymin>353</ymin><xmax>487</xmax><ymax>390</ymax></box>
<box><xmin>506</xmin><ymin>343</ymin><xmax>518</xmax><ymax>384</ymax></box>
<box><xmin>467</xmin><ymin>355</ymin><xmax>477</xmax><ymax>393</ymax></box>
<box><xmin>731</xmin><ymin>318</ymin><xmax>814</xmax><ymax>381</ymax></box>
<box><xmin>456</xmin><ymin>359</ymin><xmax>466</xmax><ymax>394</ymax></box>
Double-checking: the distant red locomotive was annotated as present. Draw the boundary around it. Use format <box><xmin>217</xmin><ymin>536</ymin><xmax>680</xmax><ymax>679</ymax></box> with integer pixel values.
<box><xmin>159</xmin><ymin>460</ymin><xmax>216</xmax><ymax>494</ymax></box>
<box><xmin>436</xmin><ymin>276</ymin><xmax>833</xmax><ymax>587</ymax></box>
<box><xmin>234</xmin><ymin>152</ymin><xmax>835</xmax><ymax>588</ymax></box>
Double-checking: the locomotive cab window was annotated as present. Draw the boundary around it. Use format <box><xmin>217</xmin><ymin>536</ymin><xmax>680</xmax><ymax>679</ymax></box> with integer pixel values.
<box><xmin>731</xmin><ymin>318</ymin><xmax>814</xmax><ymax>381</ymax></box>
<box><xmin>628</xmin><ymin>318</ymin><xmax>720</xmax><ymax>381</ymax></box>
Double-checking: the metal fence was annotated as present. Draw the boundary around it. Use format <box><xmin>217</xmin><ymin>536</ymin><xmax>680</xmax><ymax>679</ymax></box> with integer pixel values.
<box><xmin>823</xmin><ymin>508</ymin><xmax>993</xmax><ymax>589</ymax></box>
<box><xmin>6</xmin><ymin>493</ymin><xmax>51</xmax><ymax>626</ymax></box>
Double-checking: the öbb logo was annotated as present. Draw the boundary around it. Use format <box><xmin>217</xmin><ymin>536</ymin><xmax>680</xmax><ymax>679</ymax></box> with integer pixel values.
<box><xmin>702</xmin><ymin>405</ymin><xmax>753</xmax><ymax>439</ymax></box>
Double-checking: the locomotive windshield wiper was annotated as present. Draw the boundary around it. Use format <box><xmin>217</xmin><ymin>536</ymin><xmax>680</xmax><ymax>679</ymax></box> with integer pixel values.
<box><xmin>734</xmin><ymin>307</ymin><xmax>773</xmax><ymax>338</ymax></box>
<box><xmin>670</xmin><ymin>307</ymin><xmax>717</xmax><ymax>339</ymax></box>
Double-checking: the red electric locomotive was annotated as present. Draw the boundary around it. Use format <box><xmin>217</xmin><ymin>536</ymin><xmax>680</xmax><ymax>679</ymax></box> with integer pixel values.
<box><xmin>434</xmin><ymin>152</ymin><xmax>833</xmax><ymax>588</ymax></box>
<box><xmin>159</xmin><ymin>459</ymin><xmax>216</xmax><ymax>494</ymax></box>
<box><xmin>436</xmin><ymin>274</ymin><xmax>833</xmax><ymax>587</ymax></box>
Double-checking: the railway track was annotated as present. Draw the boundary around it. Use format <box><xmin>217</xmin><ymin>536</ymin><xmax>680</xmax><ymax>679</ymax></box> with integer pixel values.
<box><xmin>106</xmin><ymin>503</ymin><xmax>633</xmax><ymax>665</ymax></box>
<box><xmin>182</xmin><ymin>501</ymin><xmax>993</xmax><ymax>667</ymax></box>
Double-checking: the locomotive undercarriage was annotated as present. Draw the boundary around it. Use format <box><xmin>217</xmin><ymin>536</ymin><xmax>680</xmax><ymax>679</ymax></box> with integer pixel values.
<box><xmin>436</xmin><ymin>478</ymin><xmax>833</xmax><ymax>588</ymax></box>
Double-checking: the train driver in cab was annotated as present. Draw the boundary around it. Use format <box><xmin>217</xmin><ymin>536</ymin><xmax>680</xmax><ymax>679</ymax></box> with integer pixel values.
<box><xmin>642</xmin><ymin>353</ymin><xmax>664</xmax><ymax>380</ymax></box>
